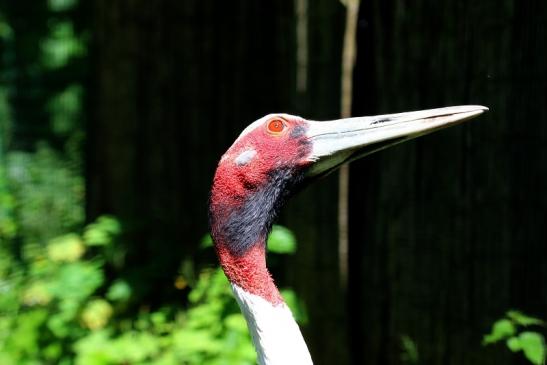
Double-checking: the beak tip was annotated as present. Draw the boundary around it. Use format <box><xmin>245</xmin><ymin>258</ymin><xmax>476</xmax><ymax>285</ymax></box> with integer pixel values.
<box><xmin>461</xmin><ymin>105</ymin><xmax>489</xmax><ymax>119</ymax></box>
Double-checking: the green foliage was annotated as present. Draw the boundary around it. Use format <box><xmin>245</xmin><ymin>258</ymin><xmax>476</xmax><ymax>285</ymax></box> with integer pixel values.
<box><xmin>400</xmin><ymin>335</ymin><xmax>419</xmax><ymax>365</ymax></box>
<box><xmin>484</xmin><ymin>319</ymin><xmax>516</xmax><ymax>344</ymax></box>
<box><xmin>48</xmin><ymin>85</ymin><xmax>84</xmax><ymax>137</ymax></box>
<box><xmin>73</xmin><ymin>269</ymin><xmax>255</xmax><ymax>365</ymax></box>
<box><xmin>42</xmin><ymin>21</ymin><xmax>86</xmax><ymax>70</ymax></box>
<box><xmin>106</xmin><ymin>280</ymin><xmax>132</xmax><ymax>303</ymax></box>
<box><xmin>0</xmin><ymin>15</ymin><xmax>13</xmax><ymax>40</ymax></box>
<box><xmin>0</xmin><ymin>227</ymin><xmax>105</xmax><ymax>364</ymax></box>
<box><xmin>83</xmin><ymin>216</ymin><xmax>121</xmax><ymax>247</ymax></box>
<box><xmin>0</xmin><ymin>166</ymin><xmax>16</xmax><ymax>240</ymax></box>
<box><xmin>507</xmin><ymin>332</ymin><xmax>546</xmax><ymax>365</ymax></box>
<box><xmin>267</xmin><ymin>225</ymin><xmax>297</xmax><ymax>254</ymax></box>
<box><xmin>6</xmin><ymin>144</ymin><xmax>84</xmax><ymax>243</ymax></box>
<box><xmin>507</xmin><ymin>311</ymin><xmax>545</xmax><ymax>327</ymax></box>
<box><xmin>0</xmin><ymin>214</ymin><xmax>308</xmax><ymax>364</ymax></box>
<box><xmin>49</xmin><ymin>0</ymin><xmax>79</xmax><ymax>12</ymax></box>
<box><xmin>484</xmin><ymin>311</ymin><xmax>546</xmax><ymax>365</ymax></box>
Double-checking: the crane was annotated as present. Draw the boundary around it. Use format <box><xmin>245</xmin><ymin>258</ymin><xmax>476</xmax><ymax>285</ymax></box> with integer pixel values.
<box><xmin>209</xmin><ymin>105</ymin><xmax>487</xmax><ymax>365</ymax></box>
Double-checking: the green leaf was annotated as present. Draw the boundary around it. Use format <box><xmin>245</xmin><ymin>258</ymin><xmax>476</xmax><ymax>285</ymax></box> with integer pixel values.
<box><xmin>506</xmin><ymin>337</ymin><xmax>522</xmax><ymax>352</ymax></box>
<box><xmin>200</xmin><ymin>233</ymin><xmax>213</xmax><ymax>248</ymax></box>
<box><xmin>48</xmin><ymin>85</ymin><xmax>83</xmax><ymax>136</ymax></box>
<box><xmin>116</xmin><ymin>332</ymin><xmax>161</xmax><ymax>362</ymax></box>
<box><xmin>83</xmin><ymin>216</ymin><xmax>121</xmax><ymax>246</ymax></box>
<box><xmin>267</xmin><ymin>225</ymin><xmax>297</xmax><ymax>254</ymax></box>
<box><xmin>8</xmin><ymin>310</ymin><xmax>48</xmax><ymax>354</ymax></box>
<box><xmin>483</xmin><ymin>319</ymin><xmax>516</xmax><ymax>345</ymax></box>
<box><xmin>400</xmin><ymin>335</ymin><xmax>419</xmax><ymax>364</ymax></box>
<box><xmin>94</xmin><ymin>216</ymin><xmax>121</xmax><ymax>235</ymax></box>
<box><xmin>106</xmin><ymin>280</ymin><xmax>132</xmax><ymax>302</ymax></box>
<box><xmin>507</xmin><ymin>310</ymin><xmax>544</xmax><ymax>327</ymax></box>
<box><xmin>519</xmin><ymin>332</ymin><xmax>546</xmax><ymax>365</ymax></box>
<box><xmin>224</xmin><ymin>314</ymin><xmax>248</xmax><ymax>333</ymax></box>
<box><xmin>49</xmin><ymin>262</ymin><xmax>104</xmax><ymax>302</ymax></box>
<box><xmin>41</xmin><ymin>21</ymin><xmax>85</xmax><ymax>69</ymax></box>
<box><xmin>81</xmin><ymin>299</ymin><xmax>113</xmax><ymax>330</ymax></box>
<box><xmin>22</xmin><ymin>281</ymin><xmax>52</xmax><ymax>306</ymax></box>
<box><xmin>47</xmin><ymin>233</ymin><xmax>86</xmax><ymax>262</ymax></box>
<box><xmin>73</xmin><ymin>329</ymin><xmax>114</xmax><ymax>364</ymax></box>
<box><xmin>49</xmin><ymin>0</ymin><xmax>78</xmax><ymax>12</ymax></box>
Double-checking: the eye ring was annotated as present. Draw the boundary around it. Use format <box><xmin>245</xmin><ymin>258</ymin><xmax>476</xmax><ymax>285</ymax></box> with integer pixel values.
<box><xmin>266</xmin><ymin>118</ymin><xmax>286</xmax><ymax>135</ymax></box>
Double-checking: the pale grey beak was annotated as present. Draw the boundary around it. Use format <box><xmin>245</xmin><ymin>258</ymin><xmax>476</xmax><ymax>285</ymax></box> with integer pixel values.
<box><xmin>306</xmin><ymin>105</ymin><xmax>488</xmax><ymax>176</ymax></box>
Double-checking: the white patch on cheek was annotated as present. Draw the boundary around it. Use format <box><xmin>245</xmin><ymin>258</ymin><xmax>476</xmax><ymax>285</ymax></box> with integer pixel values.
<box><xmin>235</xmin><ymin>149</ymin><xmax>257</xmax><ymax>166</ymax></box>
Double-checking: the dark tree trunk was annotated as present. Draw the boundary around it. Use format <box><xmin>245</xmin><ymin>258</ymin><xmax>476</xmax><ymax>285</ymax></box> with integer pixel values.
<box><xmin>349</xmin><ymin>1</ymin><xmax>547</xmax><ymax>364</ymax></box>
<box><xmin>88</xmin><ymin>0</ymin><xmax>297</xmax><ymax>302</ymax></box>
<box><xmin>285</xmin><ymin>1</ymin><xmax>349</xmax><ymax>363</ymax></box>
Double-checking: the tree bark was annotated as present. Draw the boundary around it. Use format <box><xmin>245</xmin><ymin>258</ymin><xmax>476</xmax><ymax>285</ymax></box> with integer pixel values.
<box><xmin>89</xmin><ymin>0</ymin><xmax>297</xmax><ymax>302</ymax></box>
<box><xmin>349</xmin><ymin>0</ymin><xmax>547</xmax><ymax>364</ymax></box>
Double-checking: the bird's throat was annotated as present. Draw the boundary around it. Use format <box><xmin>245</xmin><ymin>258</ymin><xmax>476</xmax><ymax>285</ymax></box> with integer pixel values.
<box><xmin>210</xmin><ymin>166</ymin><xmax>307</xmax><ymax>305</ymax></box>
<box><xmin>215</xmin><ymin>241</ymin><xmax>283</xmax><ymax>304</ymax></box>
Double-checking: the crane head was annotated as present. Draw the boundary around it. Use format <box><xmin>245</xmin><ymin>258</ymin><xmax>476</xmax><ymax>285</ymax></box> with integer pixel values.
<box><xmin>209</xmin><ymin>105</ymin><xmax>487</xmax><ymax>303</ymax></box>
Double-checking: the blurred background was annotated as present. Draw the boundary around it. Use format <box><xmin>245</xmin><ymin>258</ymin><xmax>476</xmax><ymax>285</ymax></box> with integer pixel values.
<box><xmin>0</xmin><ymin>0</ymin><xmax>546</xmax><ymax>364</ymax></box>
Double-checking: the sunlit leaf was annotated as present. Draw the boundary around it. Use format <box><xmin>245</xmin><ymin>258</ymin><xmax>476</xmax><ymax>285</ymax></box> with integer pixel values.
<box><xmin>224</xmin><ymin>314</ymin><xmax>248</xmax><ymax>333</ymax></box>
<box><xmin>48</xmin><ymin>314</ymin><xmax>71</xmax><ymax>338</ymax></box>
<box><xmin>49</xmin><ymin>262</ymin><xmax>104</xmax><ymax>302</ymax></box>
<box><xmin>47</xmin><ymin>233</ymin><xmax>86</xmax><ymax>262</ymax></box>
<box><xmin>150</xmin><ymin>311</ymin><xmax>167</xmax><ymax>327</ymax></box>
<box><xmin>106</xmin><ymin>280</ymin><xmax>132</xmax><ymax>302</ymax></box>
<box><xmin>43</xmin><ymin>342</ymin><xmax>62</xmax><ymax>360</ymax></box>
<box><xmin>109</xmin><ymin>332</ymin><xmax>161</xmax><ymax>363</ymax></box>
<box><xmin>22</xmin><ymin>281</ymin><xmax>52</xmax><ymax>306</ymax></box>
<box><xmin>73</xmin><ymin>329</ymin><xmax>114</xmax><ymax>365</ymax></box>
<box><xmin>81</xmin><ymin>299</ymin><xmax>113</xmax><ymax>330</ymax></box>
<box><xmin>507</xmin><ymin>310</ymin><xmax>544</xmax><ymax>327</ymax></box>
<box><xmin>94</xmin><ymin>216</ymin><xmax>121</xmax><ymax>235</ymax></box>
<box><xmin>507</xmin><ymin>336</ymin><xmax>521</xmax><ymax>352</ymax></box>
<box><xmin>483</xmin><ymin>319</ymin><xmax>516</xmax><ymax>345</ymax></box>
<box><xmin>519</xmin><ymin>332</ymin><xmax>546</xmax><ymax>365</ymax></box>
<box><xmin>267</xmin><ymin>225</ymin><xmax>297</xmax><ymax>254</ymax></box>
<box><xmin>83</xmin><ymin>216</ymin><xmax>121</xmax><ymax>246</ymax></box>
<box><xmin>42</xmin><ymin>22</ymin><xmax>85</xmax><ymax>69</ymax></box>
<box><xmin>172</xmin><ymin>329</ymin><xmax>222</xmax><ymax>355</ymax></box>
<box><xmin>8</xmin><ymin>310</ymin><xmax>48</xmax><ymax>354</ymax></box>
<box><xmin>200</xmin><ymin>233</ymin><xmax>213</xmax><ymax>248</ymax></box>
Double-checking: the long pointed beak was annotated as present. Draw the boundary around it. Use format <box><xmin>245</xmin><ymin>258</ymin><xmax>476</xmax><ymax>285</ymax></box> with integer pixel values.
<box><xmin>306</xmin><ymin>105</ymin><xmax>488</xmax><ymax>176</ymax></box>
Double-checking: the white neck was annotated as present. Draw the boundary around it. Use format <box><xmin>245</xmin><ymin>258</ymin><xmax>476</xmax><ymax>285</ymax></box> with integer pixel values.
<box><xmin>231</xmin><ymin>283</ymin><xmax>313</xmax><ymax>365</ymax></box>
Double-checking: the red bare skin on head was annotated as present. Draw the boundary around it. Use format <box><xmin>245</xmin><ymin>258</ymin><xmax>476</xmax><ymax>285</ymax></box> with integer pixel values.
<box><xmin>209</xmin><ymin>114</ymin><xmax>311</xmax><ymax>304</ymax></box>
<box><xmin>210</xmin><ymin>115</ymin><xmax>310</xmax><ymax>210</ymax></box>
<box><xmin>216</xmin><ymin>240</ymin><xmax>283</xmax><ymax>304</ymax></box>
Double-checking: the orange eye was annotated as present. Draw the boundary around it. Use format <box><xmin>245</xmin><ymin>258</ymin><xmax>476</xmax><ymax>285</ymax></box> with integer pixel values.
<box><xmin>267</xmin><ymin>118</ymin><xmax>286</xmax><ymax>134</ymax></box>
